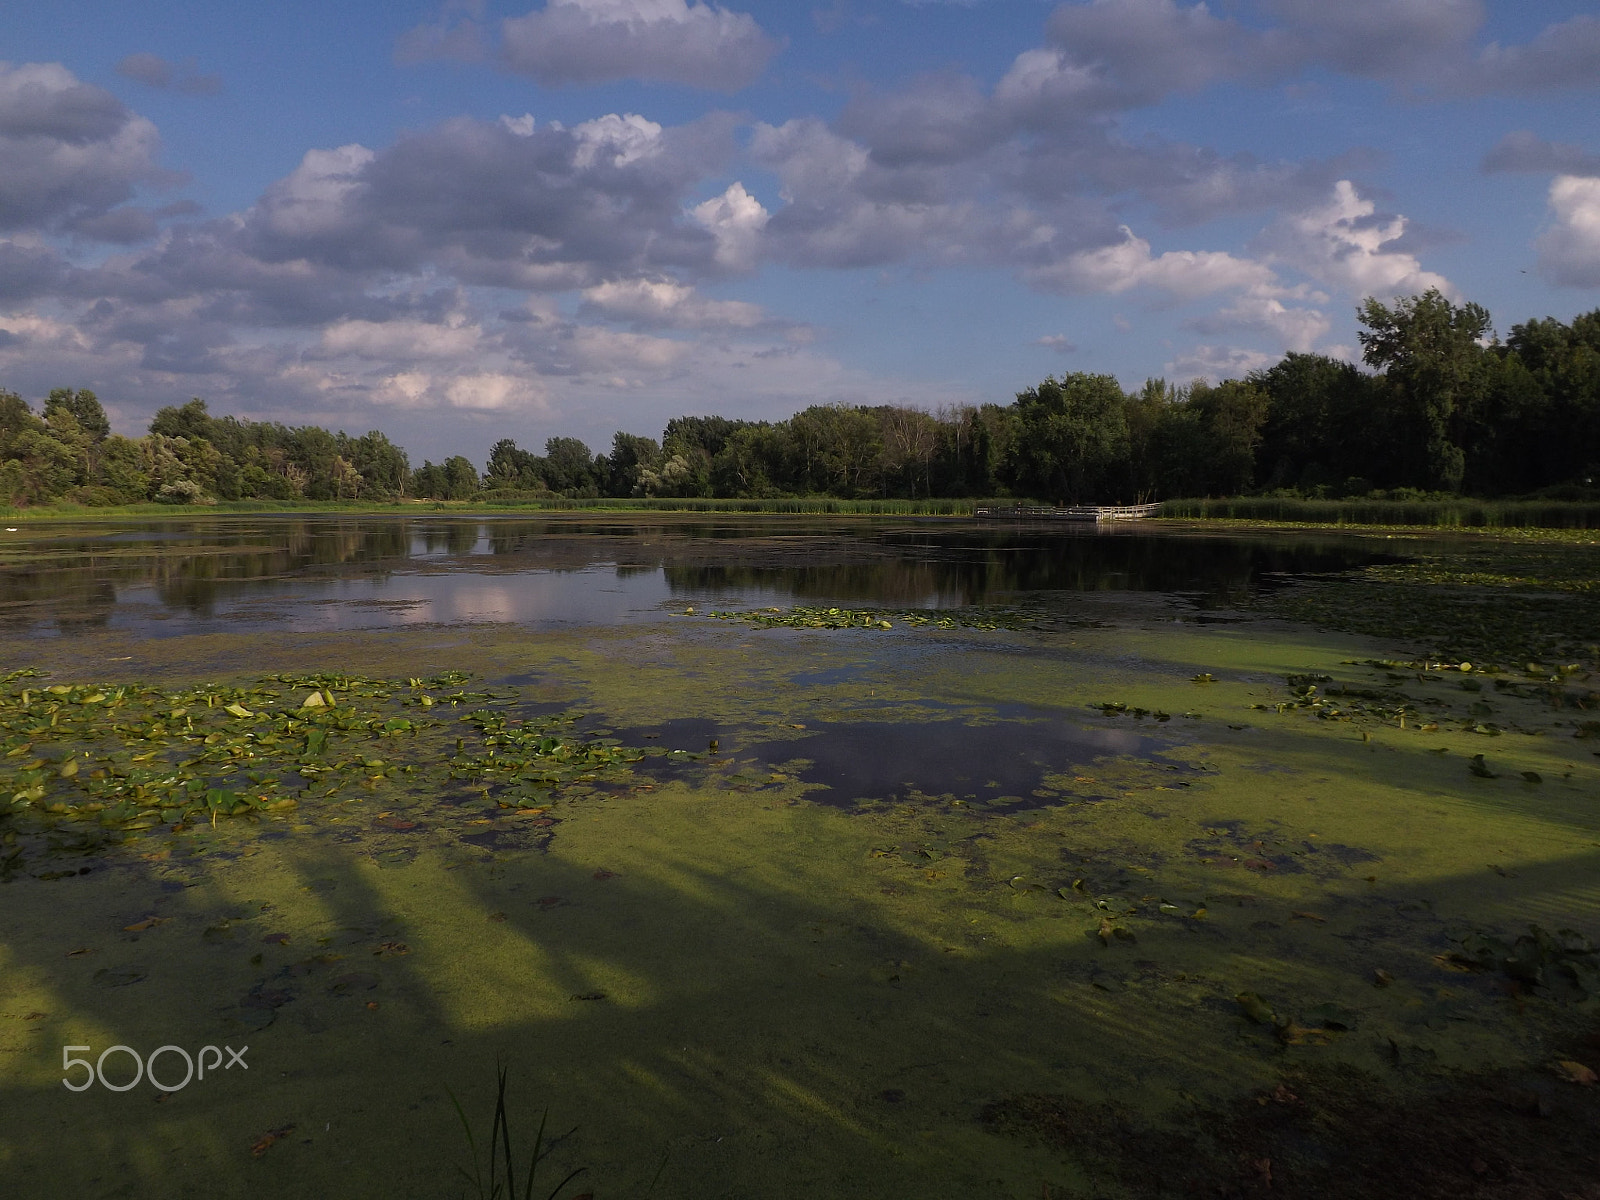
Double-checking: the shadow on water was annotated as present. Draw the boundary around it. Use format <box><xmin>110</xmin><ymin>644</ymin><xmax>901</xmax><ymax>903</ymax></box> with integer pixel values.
<box><xmin>3</xmin><ymin>789</ymin><xmax>1596</xmax><ymax>1200</ymax></box>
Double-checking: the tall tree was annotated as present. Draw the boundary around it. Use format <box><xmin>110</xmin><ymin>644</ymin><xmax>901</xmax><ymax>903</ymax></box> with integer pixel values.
<box><xmin>44</xmin><ymin>388</ymin><xmax>110</xmax><ymax>442</ymax></box>
<box><xmin>1006</xmin><ymin>374</ymin><xmax>1130</xmax><ymax>504</ymax></box>
<box><xmin>1358</xmin><ymin>289</ymin><xmax>1492</xmax><ymax>493</ymax></box>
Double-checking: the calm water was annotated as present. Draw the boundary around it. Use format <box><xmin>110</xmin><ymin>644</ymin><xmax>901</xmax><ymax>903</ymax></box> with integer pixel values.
<box><xmin>0</xmin><ymin>514</ymin><xmax>1405</xmax><ymax>638</ymax></box>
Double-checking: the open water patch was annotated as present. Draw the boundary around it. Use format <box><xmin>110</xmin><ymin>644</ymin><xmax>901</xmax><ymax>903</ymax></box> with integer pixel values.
<box><xmin>614</xmin><ymin>712</ymin><xmax>1192</xmax><ymax>812</ymax></box>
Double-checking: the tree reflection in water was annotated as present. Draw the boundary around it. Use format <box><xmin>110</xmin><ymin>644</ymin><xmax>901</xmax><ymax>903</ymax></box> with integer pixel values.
<box><xmin>0</xmin><ymin>516</ymin><xmax>1408</xmax><ymax>636</ymax></box>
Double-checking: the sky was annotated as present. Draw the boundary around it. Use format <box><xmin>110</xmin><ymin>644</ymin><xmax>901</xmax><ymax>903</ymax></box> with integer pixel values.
<box><xmin>3</xmin><ymin>0</ymin><xmax>1599</xmax><ymax>463</ymax></box>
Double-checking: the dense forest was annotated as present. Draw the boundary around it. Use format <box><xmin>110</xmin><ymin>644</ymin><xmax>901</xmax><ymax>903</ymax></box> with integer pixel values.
<box><xmin>3</xmin><ymin>291</ymin><xmax>1597</xmax><ymax>509</ymax></box>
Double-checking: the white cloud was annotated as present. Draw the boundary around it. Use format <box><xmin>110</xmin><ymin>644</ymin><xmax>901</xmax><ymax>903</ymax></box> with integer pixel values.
<box><xmin>0</xmin><ymin>61</ymin><xmax>170</xmax><ymax>237</ymax></box>
<box><xmin>689</xmin><ymin>181</ymin><xmax>768</xmax><ymax>270</ymax></box>
<box><xmin>445</xmin><ymin>372</ymin><xmax>547</xmax><ymax>411</ymax></box>
<box><xmin>1260</xmin><ymin>180</ymin><xmax>1452</xmax><ymax>299</ymax></box>
<box><xmin>751</xmin><ymin>118</ymin><xmax>868</xmax><ymax>201</ymax></box>
<box><xmin>1164</xmin><ymin>343</ymin><xmax>1278</xmax><ymax>382</ymax></box>
<box><xmin>993</xmin><ymin>48</ymin><xmax>1097</xmax><ymax>115</ymax></box>
<box><xmin>318</xmin><ymin>317</ymin><xmax>484</xmax><ymax>360</ymax></box>
<box><xmin>1035</xmin><ymin>334</ymin><xmax>1077</xmax><ymax>353</ymax></box>
<box><xmin>1184</xmin><ymin>295</ymin><xmax>1329</xmax><ymax>351</ymax></box>
<box><xmin>363</xmin><ymin>368</ymin><xmax>550</xmax><ymax>413</ymax></box>
<box><xmin>499</xmin><ymin>0</ymin><xmax>779</xmax><ymax>90</ymax></box>
<box><xmin>1536</xmin><ymin>175</ymin><xmax>1600</xmax><ymax>288</ymax></box>
<box><xmin>571</xmin><ymin>113</ymin><xmax>662</xmax><ymax>169</ymax></box>
<box><xmin>257</xmin><ymin>144</ymin><xmax>375</xmax><ymax>239</ymax></box>
<box><xmin>580</xmin><ymin>277</ymin><xmax>764</xmax><ymax>328</ymax></box>
<box><xmin>1025</xmin><ymin>225</ymin><xmax>1278</xmax><ymax>298</ymax></box>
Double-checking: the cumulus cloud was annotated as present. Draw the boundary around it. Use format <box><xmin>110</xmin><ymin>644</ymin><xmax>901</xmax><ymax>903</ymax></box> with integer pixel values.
<box><xmin>1044</xmin><ymin>0</ymin><xmax>1298</xmax><ymax>105</ymax></box>
<box><xmin>316</xmin><ymin>316</ymin><xmax>486</xmax><ymax>361</ymax></box>
<box><xmin>749</xmin><ymin>116</ymin><xmax>983</xmax><ymax>267</ymax></box>
<box><xmin>579</xmin><ymin>277</ymin><xmax>765</xmax><ymax>328</ymax></box>
<box><xmin>498</xmin><ymin>0</ymin><xmax>779</xmax><ymax>90</ymax></box>
<box><xmin>836</xmin><ymin>70</ymin><xmax>994</xmax><ymax>167</ymax></box>
<box><xmin>1184</xmin><ymin>294</ymin><xmax>1329</xmax><ymax>351</ymax></box>
<box><xmin>235</xmin><ymin>112</ymin><xmax>734</xmax><ymax>286</ymax></box>
<box><xmin>1258</xmin><ymin>180</ymin><xmax>1452</xmax><ymax>299</ymax></box>
<box><xmin>1025</xmin><ymin>225</ymin><xmax>1278</xmax><ymax>299</ymax></box>
<box><xmin>1536</xmin><ymin>175</ymin><xmax>1600</xmax><ymax>288</ymax></box>
<box><xmin>688</xmin><ymin>181</ymin><xmax>768</xmax><ymax>270</ymax></box>
<box><xmin>0</xmin><ymin>62</ymin><xmax>172</xmax><ymax>236</ymax></box>
<box><xmin>256</xmin><ymin>144</ymin><xmax>376</xmax><ymax>241</ymax></box>
<box><xmin>570</xmin><ymin>112</ymin><xmax>663</xmax><ymax>168</ymax></box>
<box><xmin>1035</xmin><ymin>334</ymin><xmax>1077</xmax><ymax>354</ymax></box>
<box><xmin>114</xmin><ymin>53</ymin><xmax>222</xmax><ymax>95</ymax></box>
<box><xmin>1165</xmin><ymin>343</ymin><xmax>1279</xmax><ymax>382</ymax></box>
<box><xmin>1482</xmin><ymin>131</ymin><xmax>1600</xmax><ymax>177</ymax></box>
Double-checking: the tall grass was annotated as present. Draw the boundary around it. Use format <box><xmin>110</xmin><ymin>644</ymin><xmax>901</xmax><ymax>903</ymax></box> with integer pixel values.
<box><xmin>1159</xmin><ymin>496</ymin><xmax>1600</xmax><ymax>530</ymax></box>
<box><xmin>477</xmin><ymin>495</ymin><xmax>981</xmax><ymax>516</ymax></box>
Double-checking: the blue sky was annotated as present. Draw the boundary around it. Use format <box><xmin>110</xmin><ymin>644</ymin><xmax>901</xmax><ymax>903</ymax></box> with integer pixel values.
<box><xmin>3</xmin><ymin>0</ymin><xmax>1598</xmax><ymax>462</ymax></box>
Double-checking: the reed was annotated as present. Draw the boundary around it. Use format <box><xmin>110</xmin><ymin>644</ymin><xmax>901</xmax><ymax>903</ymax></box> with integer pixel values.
<box><xmin>1159</xmin><ymin>496</ymin><xmax>1600</xmax><ymax>530</ymax></box>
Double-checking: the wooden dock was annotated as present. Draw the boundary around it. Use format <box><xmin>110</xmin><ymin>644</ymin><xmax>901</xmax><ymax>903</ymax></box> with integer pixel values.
<box><xmin>973</xmin><ymin>502</ymin><xmax>1163</xmax><ymax>522</ymax></box>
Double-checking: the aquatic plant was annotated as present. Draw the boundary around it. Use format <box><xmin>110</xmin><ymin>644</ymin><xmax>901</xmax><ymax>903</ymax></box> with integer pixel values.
<box><xmin>449</xmin><ymin>1062</ymin><xmax>587</xmax><ymax>1200</ymax></box>
<box><xmin>689</xmin><ymin>604</ymin><xmax>1041</xmax><ymax>631</ymax></box>
<box><xmin>0</xmin><ymin>668</ymin><xmax>648</xmax><ymax>876</ymax></box>
<box><xmin>1162</xmin><ymin>495</ymin><xmax>1600</xmax><ymax>529</ymax></box>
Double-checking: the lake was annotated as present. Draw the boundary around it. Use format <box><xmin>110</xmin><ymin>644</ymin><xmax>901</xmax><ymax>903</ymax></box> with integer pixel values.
<box><xmin>1</xmin><ymin>514</ymin><xmax>1404</xmax><ymax>636</ymax></box>
<box><xmin>1</xmin><ymin>514</ymin><xmax>1595</xmax><ymax>1199</ymax></box>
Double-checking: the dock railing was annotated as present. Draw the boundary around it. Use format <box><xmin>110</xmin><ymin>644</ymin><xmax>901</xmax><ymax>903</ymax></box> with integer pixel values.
<box><xmin>973</xmin><ymin>502</ymin><xmax>1163</xmax><ymax>522</ymax></box>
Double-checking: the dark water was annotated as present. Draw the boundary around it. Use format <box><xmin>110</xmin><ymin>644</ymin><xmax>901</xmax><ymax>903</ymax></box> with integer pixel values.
<box><xmin>0</xmin><ymin>514</ymin><xmax>1406</xmax><ymax>638</ymax></box>
<box><xmin>610</xmin><ymin>711</ymin><xmax>1181</xmax><ymax>811</ymax></box>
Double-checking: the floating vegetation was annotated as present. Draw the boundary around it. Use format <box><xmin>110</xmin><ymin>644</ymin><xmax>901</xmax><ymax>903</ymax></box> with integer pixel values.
<box><xmin>1440</xmin><ymin>925</ymin><xmax>1600</xmax><ymax>1000</ymax></box>
<box><xmin>1230</xmin><ymin>658</ymin><xmax>1600</xmax><ymax>747</ymax></box>
<box><xmin>0</xmin><ymin>666</ymin><xmax>647</xmax><ymax>876</ymax></box>
<box><xmin>1255</xmin><ymin>538</ymin><xmax>1600</xmax><ymax>670</ymax></box>
<box><xmin>689</xmin><ymin>604</ymin><xmax>1042</xmax><ymax>631</ymax></box>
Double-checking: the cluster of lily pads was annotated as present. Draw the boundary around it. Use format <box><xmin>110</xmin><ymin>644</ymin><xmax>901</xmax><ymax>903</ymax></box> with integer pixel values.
<box><xmin>682</xmin><ymin>604</ymin><xmax>1040</xmax><ymax>631</ymax></box>
<box><xmin>1256</xmin><ymin>539</ymin><xmax>1600</xmax><ymax>670</ymax></box>
<box><xmin>1239</xmin><ymin>659</ymin><xmax>1599</xmax><ymax>744</ymax></box>
<box><xmin>0</xmin><ymin>667</ymin><xmax>649</xmax><ymax>872</ymax></box>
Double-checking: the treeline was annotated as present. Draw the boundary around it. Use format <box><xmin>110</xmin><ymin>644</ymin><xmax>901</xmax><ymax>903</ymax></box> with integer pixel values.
<box><xmin>0</xmin><ymin>394</ymin><xmax>408</xmax><ymax>507</ymax></box>
<box><xmin>3</xmin><ymin>291</ymin><xmax>1596</xmax><ymax>509</ymax></box>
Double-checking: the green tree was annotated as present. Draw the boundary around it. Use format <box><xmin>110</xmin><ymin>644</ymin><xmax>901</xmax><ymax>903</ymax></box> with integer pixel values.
<box><xmin>710</xmin><ymin>423</ymin><xmax>783</xmax><ymax>498</ymax></box>
<box><xmin>1358</xmin><ymin>289</ymin><xmax>1493</xmax><ymax>493</ymax></box>
<box><xmin>1186</xmin><ymin>379</ymin><xmax>1269</xmax><ymax>496</ymax></box>
<box><xmin>1006</xmin><ymin>374</ymin><xmax>1131</xmax><ymax>504</ymax></box>
<box><xmin>541</xmin><ymin>437</ymin><xmax>597</xmax><ymax>495</ymax></box>
<box><xmin>342</xmin><ymin>430</ymin><xmax>410</xmax><ymax>498</ymax></box>
<box><xmin>149</xmin><ymin>397</ymin><xmax>215</xmax><ymax>442</ymax></box>
<box><xmin>1252</xmin><ymin>353</ymin><xmax>1394</xmax><ymax>492</ymax></box>
<box><xmin>442</xmin><ymin>455</ymin><xmax>479</xmax><ymax>500</ymax></box>
<box><xmin>97</xmin><ymin>435</ymin><xmax>151</xmax><ymax>504</ymax></box>
<box><xmin>604</xmin><ymin>432</ymin><xmax>662</xmax><ymax>496</ymax></box>
<box><xmin>6</xmin><ymin>427</ymin><xmax>77</xmax><ymax>503</ymax></box>
<box><xmin>44</xmin><ymin>388</ymin><xmax>110</xmax><ymax>442</ymax></box>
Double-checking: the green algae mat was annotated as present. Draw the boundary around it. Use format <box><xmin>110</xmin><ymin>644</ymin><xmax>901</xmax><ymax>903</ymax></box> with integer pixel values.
<box><xmin>2</xmin><ymin>524</ymin><xmax>1598</xmax><ymax>1199</ymax></box>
